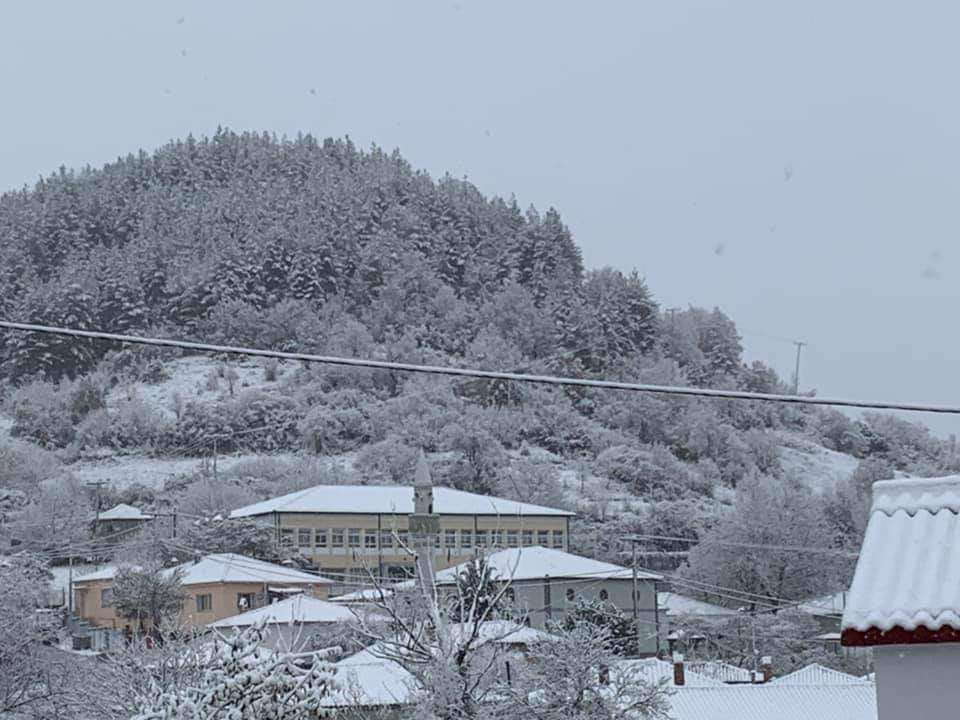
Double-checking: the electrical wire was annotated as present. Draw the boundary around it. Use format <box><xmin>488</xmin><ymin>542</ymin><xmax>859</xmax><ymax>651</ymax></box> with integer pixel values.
<box><xmin>3</xmin><ymin>320</ymin><xmax>960</xmax><ymax>414</ymax></box>
<box><xmin>625</xmin><ymin>533</ymin><xmax>859</xmax><ymax>558</ymax></box>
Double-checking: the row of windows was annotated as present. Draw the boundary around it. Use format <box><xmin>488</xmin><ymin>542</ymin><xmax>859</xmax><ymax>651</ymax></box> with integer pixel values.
<box><xmin>100</xmin><ymin>589</ymin><xmax>253</xmax><ymax>614</ymax></box>
<box><xmin>281</xmin><ymin>527</ymin><xmax>565</xmax><ymax>551</ymax></box>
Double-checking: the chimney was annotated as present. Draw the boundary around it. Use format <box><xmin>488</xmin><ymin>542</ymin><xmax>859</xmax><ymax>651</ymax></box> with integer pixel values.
<box><xmin>672</xmin><ymin>653</ymin><xmax>685</xmax><ymax>686</ymax></box>
<box><xmin>760</xmin><ymin>656</ymin><xmax>773</xmax><ymax>683</ymax></box>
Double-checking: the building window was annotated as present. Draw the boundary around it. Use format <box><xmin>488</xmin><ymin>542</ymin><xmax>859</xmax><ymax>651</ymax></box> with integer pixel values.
<box><xmin>280</xmin><ymin>528</ymin><xmax>295</xmax><ymax>546</ymax></box>
<box><xmin>475</xmin><ymin>530</ymin><xmax>487</xmax><ymax>548</ymax></box>
<box><xmin>348</xmin><ymin>528</ymin><xmax>361</xmax><ymax>548</ymax></box>
<box><xmin>566</xmin><ymin>588</ymin><xmax>575</xmax><ymax>601</ymax></box>
<box><xmin>196</xmin><ymin>594</ymin><xmax>213</xmax><ymax>613</ymax></box>
<box><xmin>380</xmin><ymin>530</ymin><xmax>394</xmax><ymax>550</ymax></box>
<box><xmin>460</xmin><ymin>530</ymin><xmax>473</xmax><ymax>549</ymax></box>
<box><xmin>316</xmin><ymin>529</ymin><xmax>328</xmax><ymax>548</ymax></box>
<box><xmin>552</xmin><ymin>530</ymin><xmax>564</xmax><ymax>549</ymax></box>
<box><xmin>599</xmin><ymin>589</ymin><xmax>609</xmax><ymax>601</ymax></box>
<box><xmin>331</xmin><ymin>528</ymin><xmax>345</xmax><ymax>548</ymax></box>
<box><xmin>397</xmin><ymin>530</ymin><xmax>410</xmax><ymax>549</ymax></box>
<box><xmin>101</xmin><ymin>587</ymin><xmax>113</xmax><ymax>608</ymax></box>
<box><xmin>491</xmin><ymin>530</ymin><xmax>502</xmax><ymax>547</ymax></box>
<box><xmin>522</xmin><ymin>530</ymin><xmax>534</xmax><ymax>546</ymax></box>
<box><xmin>505</xmin><ymin>588</ymin><xmax>516</xmax><ymax>602</ymax></box>
<box><xmin>444</xmin><ymin>530</ymin><xmax>458</xmax><ymax>549</ymax></box>
<box><xmin>297</xmin><ymin>528</ymin><xmax>312</xmax><ymax>547</ymax></box>
<box><xmin>364</xmin><ymin>531</ymin><xmax>378</xmax><ymax>549</ymax></box>
<box><xmin>537</xmin><ymin>530</ymin><xmax>549</xmax><ymax>546</ymax></box>
<box><xmin>506</xmin><ymin>530</ymin><xmax>519</xmax><ymax>547</ymax></box>
<box><xmin>237</xmin><ymin>592</ymin><xmax>256</xmax><ymax>610</ymax></box>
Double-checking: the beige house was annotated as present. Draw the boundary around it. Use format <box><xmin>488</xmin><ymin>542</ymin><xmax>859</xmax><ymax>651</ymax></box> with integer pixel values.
<box><xmin>229</xmin><ymin>484</ymin><xmax>574</xmax><ymax>587</ymax></box>
<box><xmin>72</xmin><ymin>553</ymin><xmax>334</xmax><ymax>631</ymax></box>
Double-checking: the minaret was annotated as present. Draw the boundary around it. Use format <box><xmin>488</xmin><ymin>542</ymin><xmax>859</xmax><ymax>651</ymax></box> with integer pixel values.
<box><xmin>409</xmin><ymin>449</ymin><xmax>439</xmax><ymax>591</ymax></box>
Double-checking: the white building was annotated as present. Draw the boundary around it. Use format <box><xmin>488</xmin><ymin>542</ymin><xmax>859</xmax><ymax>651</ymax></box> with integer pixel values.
<box><xmin>428</xmin><ymin>546</ymin><xmax>662</xmax><ymax>654</ymax></box>
<box><xmin>842</xmin><ymin>475</ymin><xmax>960</xmax><ymax>720</ymax></box>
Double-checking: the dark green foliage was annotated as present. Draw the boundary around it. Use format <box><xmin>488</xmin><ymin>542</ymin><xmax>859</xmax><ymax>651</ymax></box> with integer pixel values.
<box><xmin>448</xmin><ymin>556</ymin><xmax>502</xmax><ymax>623</ymax></box>
<box><xmin>554</xmin><ymin>597</ymin><xmax>638</xmax><ymax>656</ymax></box>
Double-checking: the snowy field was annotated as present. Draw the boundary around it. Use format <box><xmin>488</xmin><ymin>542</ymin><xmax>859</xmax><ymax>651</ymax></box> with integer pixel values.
<box><xmin>67</xmin><ymin>452</ymin><xmax>303</xmax><ymax>489</ymax></box>
<box><xmin>107</xmin><ymin>356</ymin><xmax>288</xmax><ymax>421</ymax></box>
<box><xmin>777</xmin><ymin>435</ymin><xmax>859</xmax><ymax>493</ymax></box>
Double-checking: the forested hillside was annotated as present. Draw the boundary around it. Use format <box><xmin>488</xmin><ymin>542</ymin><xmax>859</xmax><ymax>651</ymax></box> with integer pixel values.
<box><xmin>1</xmin><ymin>129</ymin><xmax>957</xmax><ymax>610</ymax></box>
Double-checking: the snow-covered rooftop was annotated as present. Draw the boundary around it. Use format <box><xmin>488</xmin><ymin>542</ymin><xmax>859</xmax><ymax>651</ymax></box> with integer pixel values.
<box><xmin>666</xmin><ymin>684</ymin><xmax>877</xmax><ymax>720</ymax></box>
<box><xmin>617</xmin><ymin>658</ymin><xmax>724</xmax><ymax>687</ymax></box>
<box><xmin>210</xmin><ymin>594</ymin><xmax>356</xmax><ymax>629</ymax></box>
<box><xmin>330</xmin><ymin>588</ymin><xmax>394</xmax><ymax>604</ymax></box>
<box><xmin>98</xmin><ymin>503</ymin><xmax>153</xmax><ymax>521</ymax></box>
<box><xmin>448</xmin><ymin>620</ymin><xmax>555</xmax><ymax>646</ymax></box>
<box><xmin>798</xmin><ymin>590</ymin><xmax>847</xmax><ymax>617</ymax></box>
<box><xmin>842</xmin><ymin>476</ymin><xmax>960</xmax><ymax>639</ymax></box>
<box><xmin>75</xmin><ymin>553</ymin><xmax>334</xmax><ymax>587</ymax></box>
<box><xmin>685</xmin><ymin>660</ymin><xmax>753</xmax><ymax>684</ymax></box>
<box><xmin>771</xmin><ymin>663</ymin><xmax>872</xmax><ymax>686</ymax></box>
<box><xmin>658</xmin><ymin>592</ymin><xmax>736</xmax><ymax>617</ymax></box>
<box><xmin>323</xmin><ymin>645</ymin><xmax>418</xmax><ymax>708</ymax></box>
<box><xmin>429</xmin><ymin>546</ymin><xmax>660</xmax><ymax>584</ymax></box>
<box><xmin>230</xmin><ymin>484</ymin><xmax>574</xmax><ymax>518</ymax></box>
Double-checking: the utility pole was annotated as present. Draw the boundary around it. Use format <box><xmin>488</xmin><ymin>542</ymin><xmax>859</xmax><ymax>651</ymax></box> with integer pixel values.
<box><xmin>792</xmin><ymin>341</ymin><xmax>807</xmax><ymax>395</ymax></box>
<box><xmin>631</xmin><ymin>540</ymin><xmax>640</xmax><ymax>656</ymax></box>
<box><xmin>212</xmin><ymin>438</ymin><xmax>219</xmax><ymax>484</ymax></box>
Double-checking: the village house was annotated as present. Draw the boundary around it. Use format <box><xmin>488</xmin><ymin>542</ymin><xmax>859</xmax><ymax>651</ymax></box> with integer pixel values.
<box><xmin>95</xmin><ymin>503</ymin><xmax>153</xmax><ymax>537</ymax></box>
<box><xmin>842</xmin><ymin>475</ymin><xmax>960</xmax><ymax>720</ymax></box>
<box><xmin>427</xmin><ymin>545</ymin><xmax>662</xmax><ymax>654</ymax></box>
<box><xmin>72</xmin><ymin>553</ymin><xmax>334</xmax><ymax>631</ymax></box>
<box><xmin>229</xmin><ymin>461</ymin><xmax>574</xmax><ymax>587</ymax></box>
<box><xmin>209</xmin><ymin>593</ymin><xmax>362</xmax><ymax>651</ymax></box>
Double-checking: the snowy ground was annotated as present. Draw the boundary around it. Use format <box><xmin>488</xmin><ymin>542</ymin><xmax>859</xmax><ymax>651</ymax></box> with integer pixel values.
<box><xmin>107</xmin><ymin>356</ymin><xmax>288</xmax><ymax>421</ymax></box>
<box><xmin>777</xmin><ymin>434</ymin><xmax>859</xmax><ymax>493</ymax></box>
<box><xmin>67</xmin><ymin>452</ymin><xmax>303</xmax><ymax>489</ymax></box>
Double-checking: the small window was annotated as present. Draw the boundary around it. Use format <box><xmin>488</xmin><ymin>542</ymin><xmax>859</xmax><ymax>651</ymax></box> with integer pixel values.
<box><xmin>101</xmin><ymin>587</ymin><xmax>113</xmax><ymax>608</ymax></box>
<box><xmin>364</xmin><ymin>531</ymin><xmax>378</xmax><ymax>549</ymax></box>
<box><xmin>537</xmin><ymin>530</ymin><xmax>549</xmax><ymax>546</ymax></box>
<box><xmin>316</xmin><ymin>529</ymin><xmax>328</xmax><ymax>548</ymax></box>
<box><xmin>280</xmin><ymin>528</ymin><xmax>295</xmax><ymax>546</ymax></box>
<box><xmin>348</xmin><ymin>528</ymin><xmax>361</xmax><ymax>548</ymax></box>
<box><xmin>444</xmin><ymin>530</ymin><xmax>457</xmax><ymax>549</ymax></box>
<box><xmin>506</xmin><ymin>530</ymin><xmax>519</xmax><ymax>547</ymax></box>
<box><xmin>397</xmin><ymin>530</ymin><xmax>410</xmax><ymax>548</ymax></box>
<box><xmin>460</xmin><ymin>530</ymin><xmax>473</xmax><ymax>549</ymax></box>
<box><xmin>237</xmin><ymin>592</ymin><xmax>256</xmax><ymax>610</ymax></box>
<box><xmin>297</xmin><ymin>528</ymin><xmax>312</xmax><ymax>546</ymax></box>
<box><xmin>331</xmin><ymin>528</ymin><xmax>345</xmax><ymax>548</ymax></box>
<box><xmin>475</xmin><ymin>530</ymin><xmax>488</xmax><ymax>547</ymax></box>
<box><xmin>552</xmin><ymin>530</ymin><xmax>564</xmax><ymax>549</ymax></box>
<box><xmin>599</xmin><ymin>589</ymin><xmax>609</xmax><ymax>601</ymax></box>
<box><xmin>491</xmin><ymin>530</ymin><xmax>502</xmax><ymax>547</ymax></box>
<box><xmin>522</xmin><ymin>530</ymin><xmax>533</xmax><ymax>546</ymax></box>
<box><xmin>566</xmin><ymin>588</ymin><xmax>575</xmax><ymax>601</ymax></box>
<box><xmin>196</xmin><ymin>594</ymin><xmax>213</xmax><ymax>613</ymax></box>
<box><xmin>380</xmin><ymin>530</ymin><xmax>394</xmax><ymax>549</ymax></box>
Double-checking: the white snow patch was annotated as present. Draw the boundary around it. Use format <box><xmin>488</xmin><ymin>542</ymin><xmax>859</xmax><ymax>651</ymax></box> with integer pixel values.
<box><xmin>777</xmin><ymin>435</ymin><xmax>859</xmax><ymax>493</ymax></box>
<box><xmin>107</xmin><ymin>356</ymin><xmax>286</xmax><ymax>421</ymax></box>
<box><xmin>0</xmin><ymin>414</ymin><xmax>13</xmax><ymax>437</ymax></box>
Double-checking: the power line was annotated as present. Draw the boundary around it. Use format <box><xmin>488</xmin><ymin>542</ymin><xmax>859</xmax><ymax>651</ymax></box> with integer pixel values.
<box><xmin>2</xmin><ymin>320</ymin><xmax>960</xmax><ymax>414</ymax></box>
<box><xmin>624</xmin><ymin>534</ymin><xmax>858</xmax><ymax>558</ymax></box>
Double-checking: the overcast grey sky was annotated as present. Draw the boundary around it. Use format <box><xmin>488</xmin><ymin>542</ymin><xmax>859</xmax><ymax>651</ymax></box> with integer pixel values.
<box><xmin>3</xmin><ymin>1</ymin><xmax>959</xmax><ymax>435</ymax></box>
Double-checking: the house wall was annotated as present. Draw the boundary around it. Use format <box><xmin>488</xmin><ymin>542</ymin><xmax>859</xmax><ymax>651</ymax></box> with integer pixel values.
<box><xmin>272</xmin><ymin>512</ymin><xmax>568</xmax><ymax>578</ymax></box>
<box><xmin>73</xmin><ymin>578</ymin><xmax>330</xmax><ymax>630</ymax></box>
<box><xmin>443</xmin><ymin>577</ymin><xmax>659</xmax><ymax>655</ymax></box>
<box><xmin>875</xmin><ymin>643</ymin><xmax>958</xmax><ymax>720</ymax></box>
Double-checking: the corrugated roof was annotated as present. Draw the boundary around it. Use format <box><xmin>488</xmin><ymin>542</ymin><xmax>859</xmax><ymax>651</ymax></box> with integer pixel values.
<box><xmin>75</xmin><ymin>554</ymin><xmax>335</xmax><ymax>587</ymax></box>
<box><xmin>686</xmin><ymin>660</ymin><xmax>753</xmax><ymax>684</ymax></box>
<box><xmin>209</xmin><ymin>594</ymin><xmax>355</xmax><ymax>628</ymax></box>
<box><xmin>771</xmin><ymin>663</ymin><xmax>872</xmax><ymax>686</ymax></box>
<box><xmin>98</xmin><ymin>503</ymin><xmax>153</xmax><ymax>521</ymax></box>
<box><xmin>658</xmin><ymin>592</ymin><xmax>737</xmax><ymax>617</ymax></box>
<box><xmin>842</xmin><ymin>476</ymin><xmax>960</xmax><ymax>635</ymax></box>
<box><xmin>429</xmin><ymin>546</ymin><xmax>661</xmax><ymax>584</ymax></box>
<box><xmin>230</xmin><ymin>484</ymin><xmax>574</xmax><ymax>518</ymax></box>
<box><xmin>323</xmin><ymin>645</ymin><xmax>418</xmax><ymax>707</ymax></box>
<box><xmin>617</xmin><ymin>658</ymin><xmax>724</xmax><ymax>687</ymax></box>
<box><xmin>666</xmin><ymin>685</ymin><xmax>877</xmax><ymax>720</ymax></box>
